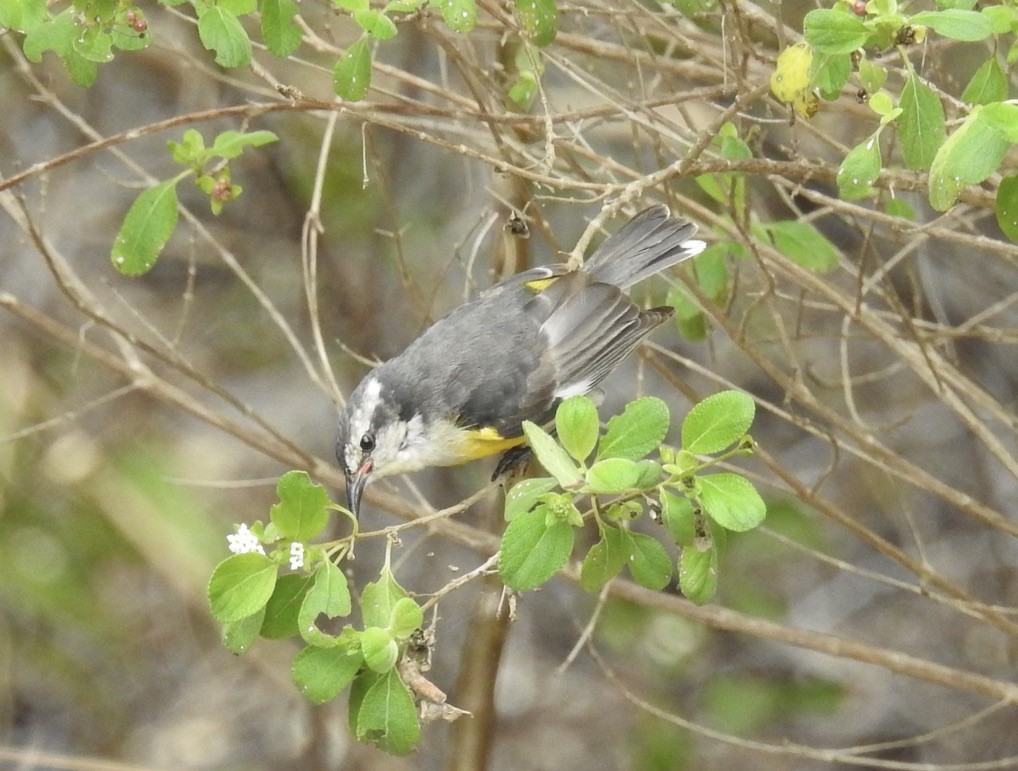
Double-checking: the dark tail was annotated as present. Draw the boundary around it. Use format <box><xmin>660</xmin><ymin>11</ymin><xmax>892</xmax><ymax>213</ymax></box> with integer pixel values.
<box><xmin>581</xmin><ymin>206</ymin><xmax>705</xmax><ymax>290</ymax></box>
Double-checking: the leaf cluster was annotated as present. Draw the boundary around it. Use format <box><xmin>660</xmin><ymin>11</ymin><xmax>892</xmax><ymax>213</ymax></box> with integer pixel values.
<box><xmin>500</xmin><ymin>391</ymin><xmax>766</xmax><ymax>605</ymax></box>
<box><xmin>207</xmin><ymin>471</ymin><xmax>423</xmax><ymax>756</ymax></box>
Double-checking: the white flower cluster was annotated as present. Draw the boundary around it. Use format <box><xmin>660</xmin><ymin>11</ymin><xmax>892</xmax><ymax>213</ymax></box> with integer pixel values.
<box><xmin>226</xmin><ymin>523</ymin><xmax>265</xmax><ymax>555</ymax></box>
<box><xmin>289</xmin><ymin>541</ymin><xmax>305</xmax><ymax>571</ymax></box>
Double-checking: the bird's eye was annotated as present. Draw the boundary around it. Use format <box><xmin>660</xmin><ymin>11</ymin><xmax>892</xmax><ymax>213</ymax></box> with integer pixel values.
<box><xmin>359</xmin><ymin>433</ymin><xmax>375</xmax><ymax>452</ymax></box>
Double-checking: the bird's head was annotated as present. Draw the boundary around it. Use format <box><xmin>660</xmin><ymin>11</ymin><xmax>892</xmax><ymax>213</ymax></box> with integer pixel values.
<box><xmin>336</xmin><ymin>375</ymin><xmax>428</xmax><ymax>517</ymax></box>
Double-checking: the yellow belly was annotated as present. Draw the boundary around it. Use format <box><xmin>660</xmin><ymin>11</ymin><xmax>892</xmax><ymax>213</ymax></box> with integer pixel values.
<box><xmin>459</xmin><ymin>426</ymin><xmax>526</xmax><ymax>460</ymax></box>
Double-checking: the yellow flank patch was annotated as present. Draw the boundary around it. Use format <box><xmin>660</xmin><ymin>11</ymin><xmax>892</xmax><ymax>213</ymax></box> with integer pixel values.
<box><xmin>524</xmin><ymin>277</ymin><xmax>558</xmax><ymax>292</ymax></box>
<box><xmin>461</xmin><ymin>426</ymin><xmax>526</xmax><ymax>460</ymax></box>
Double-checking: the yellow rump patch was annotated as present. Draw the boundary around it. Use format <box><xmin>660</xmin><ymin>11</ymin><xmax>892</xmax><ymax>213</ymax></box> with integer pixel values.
<box><xmin>524</xmin><ymin>277</ymin><xmax>558</xmax><ymax>292</ymax></box>
<box><xmin>460</xmin><ymin>426</ymin><xmax>526</xmax><ymax>460</ymax></box>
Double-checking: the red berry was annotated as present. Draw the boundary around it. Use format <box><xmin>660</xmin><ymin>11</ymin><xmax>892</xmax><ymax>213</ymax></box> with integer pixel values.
<box><xmin>851</xmin><ymin>0</ymin><xmax>866</xmax><ymax>15</ymax></box>
<box><xmin>124</xmin><ymin>8</ymin><xmax>137</xmax><ymax>22</ymax></box>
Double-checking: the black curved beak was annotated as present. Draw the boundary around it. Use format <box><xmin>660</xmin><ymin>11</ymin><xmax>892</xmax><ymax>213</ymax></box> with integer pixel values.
<box><xmin>345</xmin><ymin>460</ymin><xmax>371</xmax><ymax>519</ymax></box>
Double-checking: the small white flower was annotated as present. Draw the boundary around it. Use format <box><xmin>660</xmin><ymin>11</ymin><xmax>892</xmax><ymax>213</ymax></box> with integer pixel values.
<box><xmin>227</xmin><ymin>523</ymin><xmax>265</xmax><ymax>555</ymax></box>
<box><xmin>289</xmin><ymin>541</ymin><xmax>305</xmax><ymax>571</ymax></box>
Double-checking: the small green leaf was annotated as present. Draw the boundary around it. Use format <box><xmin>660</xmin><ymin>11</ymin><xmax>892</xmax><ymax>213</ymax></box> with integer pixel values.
<box><xmin>298</xmin><ymin>560</ymin><xmax>352</xmax><ymax>645</ymax></box>
<box><xmin>623</xmin><ymin>531</ymin><xmax>673</xmax><ymax>590</ymax></box>
<box><xmin>222</xmin><ymin>607</ymin><xmax>265</xmax><ymax>653</ymax></box>
<box><xmin>260</xmin><ymin>573</ymin><xmax>313</xmax><ymax>639</ymax></box>
<box><xmin>361</xmin><ymin>626</ymin><xmax>399</xmax><ymax>673</ymax></box>
<box><xmin>498</xmin><ymin>507</ymin><xmax>574</xmax><ymax>591</ymax></box>
<box><xmin>681</xmin><ymin>390</ymin><xmax>755</xmax><ymax>455</ymax></box>
<box><xmin>585</xmin><ymin>457</ymin><xmax>642</xmax><ymax>493</ymax></box>
<box><xmin>803</xmin><ymin>9</ymin><xmax>869</xmax><ymax>54</ymax></box>
<box><xmin>910</xmin><ymin>9</ymin><xmax>993</xmax><ymax>41</ymax></box>
<box><xmin>995</xmin><ymin>175</ymin><xmax>1018</xmax><ymax>243</ymax></box>
<box><xmin>505</xmin><ymin>477</ymin><xmax>559</xmax><ymax>521</ymax></box>
<box><xmin>979</xmin><ymin>102</ymin><xmax>1018</xmax><ymax>143</ymax></box>
<box><xmin>208</xmin><ymin>552</ymin><xmax>278</xmax><ymax>623</ymax></box>
<box><xmin>597</xmin><ymin>397</ymin><xmax>670</xmax><ymax>461</ymax></box>
<box><xmin>211</xmin><ymin>129</ymin><xmax>278</xmax><ymax>160</ymax></box>
<box><xmin>836</xmin><ymin>134</ymin><xmax>882</xmax><ymax>201</ymax></box>
<box><xmin>661</xmin><ymin>490</ymin><xmax>696</xmax><ymax>546</ymax></box>
<box><xmin>928</xmin><ymin>107</ymin><xmax>1009</xmax><ymax>211</ymax></box>
<box><xmin>633</xmin><ymin>459</ymin><xmax>662</xmax><ymax>489</ymax></box>
<box><xmin>982</xmin><ymin>5</ymin><xmax>1015</xmax><ymax>34</ymax></box>
<box><xmin>810</xmin><ymin>53</ymin><xmax>851</xmax><ymax>100</ymax></box>
<box><xmin>333</xmin><ymin>36</ymin><xmax>371</xmax><ymax>100</ymax></box>
<box><xmin>515</xmin><ymin>0</ymin><xmax>556</xmax><ymax>45</ymax></box>
<box><xmin>334</xmin><ymin>0</ymin><xmax>369</xmax><ymax>9</ymax></box>
<box><xmin>293</xmin><ymin>636</ymin><xmax>363</xmax><ymax>704</ymax></box>
<box><xmin>360</xmin><ymin>568</ymin><xmax>408</xmax><ymax>629</ymax></box>
<box><xmin>697</xmin><ymin>473</ymin><xmax>767</xmax><ymax>532</ymax></box>
<box><xmin>261</xmin><ymin>0</ymin><xmax>302</xmax><ymax>56</ymax></box>
<box><xmin>354</xmin><ymin>8</ymin><xmax>397</xmax><ymax>39</ymax></box>
<box><xmin>884</xmin><ymin>197</ymin><xmax>916</xmax><ymax>220</ymax></box>
<box><xmin>679</xmin><ymin>544</ymin><xmax>717</xmax><ymax>604</ymax></box>
<box><xmin>352</xmin><ymin>669</ymin><xmax>420</xmax><ymax>755</ymax></box>
<box><xmin>522</xmin><ymin>420</ymin><xmax>583</xmax><ymax>487</ymax></box>
<box><xmin>766</xmin><ymin>220</ymin><xmax>839</xmax><ymax>273</ymax></box>
<box><xmin>221</xmin><ymin>0</ymin><xmax>257</xmax><ymax>15</ymax></box>
<box><xmin>555</xmin><ymin>396</ymin><xmax>599</xmax><ymax>463</ymax></box>
<box><xmin>962</xmin><ymin>57</ymin><xmax>1007</xmax><ymax>106</ymax></box>
<box><xmin>858</xmin><ymin>58</ymin><xmax>886</xmax><ymax>93</ymax></box>
<box><xmin>389</xmin><ymin>596</ymin><xmax>424</xmax><ymax>639</ymax></box>
<box><xmin>269</xmin><ymin>470</ymin><xmax>331</xmax><ymax>542</ymax></box>
<box><xmin>580</xmin><ymin>524</ymin><xmax>628</xmax><ymax>592</ymax></box>
<box><xmin>898</xmin><ymin>74</ymin><xmax>946</xmax><ymax>171</ymax></box>
<box><xmin>197</xmin><ymin>6</ymin><xmax>252</xmax><ymax>67</ymax></box>
<box><xmin>111</xmin><ymin>179</ymin><xmax>179</xmax><ymax>275</ymax></box>
<box><xmin>431</xmin><ymin>0</ymin><xmax>475</xmax><ymax>32</ymax></box>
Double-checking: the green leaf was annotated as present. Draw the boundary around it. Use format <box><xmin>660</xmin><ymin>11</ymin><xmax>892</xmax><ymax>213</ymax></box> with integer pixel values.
<box><xmin>498</xmin><ymin>507</ymin><xmax>574</xmax><ymax>591</ymax></box>
<box><xmin>898</xmin><ymin>74</ymin><xmax>946</xmax><ymax>171</ymax></box>
<box><xmin>766</xmin><ymin>220</ymin><xmax>839</xmax><ymax>273</ymax></box>
<box><xmin>504</xmin><ymin>477</ymin><xmax>559</xmax><ymax>521</ymax></box>
<box><xmin>111</xmin><ymin>179</ymin><xmax>179</xmax><ymax>275</ymax></box>
<box><xmin>298</xmin><ymin>560</ymin><xmax>352</xmax><ymax>645</ymax></box>
<box><xmin>354</xmin><ymin>8</ymin><xmax>397</xmax><ymax>39</ymax></box>
<box><xmin>810</xmin><ymin>53</ymin><xmax>851</xmax><ymax>100</ymax></box>
<box><xmin>197</xmin><ymin>6</ymin><xmax>252</xmax><ymax>67</ymax></box>
<box><xmin>928</xmin><ymin>107</ymin><xmax>1009</xmax><ymax>211</ymax></box>
<box><xmin>522</xmin><ymin>420</ymin><xmax>583</xmax><ymax>487</ymax></box>
<box><xmin>858</xmin><ymin>58</ymin><xmax>886</xmax><ymax>94</ymax></box>
<box><xmin>0</xmin><ymin>0</ymin><xmax>45</xmax><ymax>31</ymax></box>
<box><xmin>269</xmin><ymin>470</ymin><xmax>331</xmax><ymax>542</ymax></box>
<box><xmin>211</xmin><ymin>129</ymin><xmax>278</xmax><ymax>159</ymax></box>
<box><xmin>910</xmin><ymin>9</ymin><xmax>993</xmax><ymax>41</ymax></box>
<box><xmin>836</xmin><ymin>134</ymin><xmax>882</xmax><ymax>201</ymax></box>
<box><xmin>555</xmin><ymin>396</ymin><xmax>599</xmax><ymax>463</ymax></box>
<box><xmin>982</xmin><ymin>5</ymin><xmax>1015</xmax><ymax>34</ymax></box>
<box><xmin>580</xmin><ymin>524</ymin><xmax>628</xmax><ymax>592</ymax></box>
<box><xmin>633</xmin><ymin>459</ymin><xmax>662</xmax><ymax>489</ymax></box>
<box><xmin>389</xmin><ymin>596</ymin><xmax>424</xmax><ymax>638</ymax></box>
<box><xmin>360</xmin><ymin>568</ymin><xmax>408</xmax><ymax>629</ymax></box>
<box><xmin>803</xmin><ymin>9</ymin><xmax>869</xmax><ymax>54</ymax></box>
<box><xmin>361</xmin><ymin>626</ymin><xmax>399</xmax><ymax>673</ymax></box>
<box><xmin>261</xmin><ymin>0</ymin><xmax>302</xmax><ymax>55</ymax></box>
<box><xmin>208</xmin><ymin>552</ymin><xmax>278</xmax><ymax>623</ymax></box>
<box><xmin>334</xmin><ymin>0</ymin><xmax>369</xmax><ymax>9</ymax></box>
<box><xmin>585</xmin><ymin>458</ymin><xmax>642</xmax><ymax>493</ymax></box>
<box><xmin>222</xmin><ymin>607</ymin><xmax>265</xmax><ymax>653</ymax></box>
<box><xmin>681</xmin><ymin>390</ymin><xmax>755</xmax><ymax>455</ymax></box>
<box><xmin>220</xmin><ymin>0</ymin><xmax>257</xmax><ymax>15</ymax></box>
<box><xmin>884</xmin><ymin>197</ymin><xmax>916</xmax><ymax>220</ymax></box>
<box><xmin>74</xmin><ymin>28</ymin><xmax>114</xmax><ymax>63</ymax></box>
<box><xmin>431</xmin><ymin>0</ymin><xmax>475</xmax><ymax>32</ymax></box>
<box><xmin>333</xmin><ymin>36</ymin><xmax>371</xmax><ymax>100</ymax></box>
<box><xmin>679</xmin><ymin>544</ymin><xmax>717</xmax><ymax>604</ymax></box>
<box><xmin>661</xmin><ymin>490</ymin><xmax>696</xmax><ymax>546</ymax></box>
<box><xmin>352</xmin><ymin>669</ymin><xmax>420</xmax><ymax>755</ymax></box>
<box><xmin>962</xmin><ymin>58</ymin><xmax>1007</xmax><ymax>106</ymax></box>
<box><xmin>979</xmin><ymin>102</ymin><xmax>1018</xmax><ymax>143</ymax></box>
<box><xmin>515</xmin><ymin>0</ymin><xmax>556</xmax><ymax>45</ymax></box>
<box><xmin>697</xmin><ymin>473</ymin><xmax>767</xmax><ymax>532</ymax></box>
<box><xmin>597</xmin><ymin>397</ymin><xmax>670</xmax><ymax>461</ymax></box>
<box><xmin>260</xmin><ymin>573</ymin><xmax>313</xmax><ymax>639</ymax></box>
<box><xmin>623</xmin><ymin>531</ymin><xmax>673</xmax><ymax>590</ymax></box>
<box><xmin>293</xmin><ymin>637</ymin><xmax>363</xmax><ymax>704</ymax></box>
<box><xmin>995</xmin><ymin>176</ymin><xmax>1018</xmax><ymax>243</ymax></box>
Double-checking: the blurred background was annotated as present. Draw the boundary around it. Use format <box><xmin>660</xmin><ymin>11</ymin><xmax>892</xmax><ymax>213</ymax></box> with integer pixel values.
<box><xmin>1</xmin><ymin>0</ymin><xmax>1017</xmax><ymax>769</ymax></box>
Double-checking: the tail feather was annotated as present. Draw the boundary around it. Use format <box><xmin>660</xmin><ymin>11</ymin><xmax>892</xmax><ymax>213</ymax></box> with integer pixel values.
<box><xmin>582</xmin><ymin>205</ymin><xmax>706</xmax><ymax>289</ymax></box>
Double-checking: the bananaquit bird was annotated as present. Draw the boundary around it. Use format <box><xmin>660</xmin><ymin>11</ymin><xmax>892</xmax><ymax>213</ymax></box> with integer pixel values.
<box><xmin>336</xmin><ymin>206</ymin><xmax>706</xmax><ymax>517</ymax></box>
